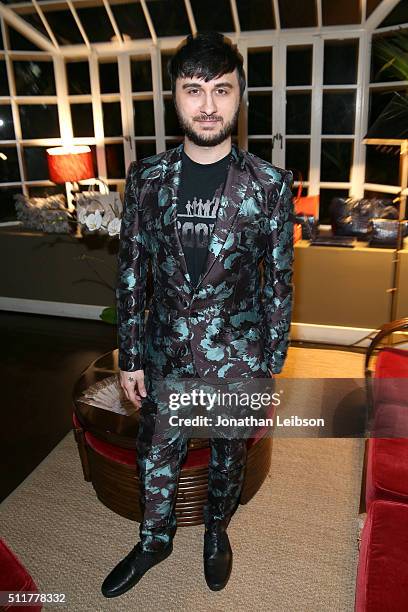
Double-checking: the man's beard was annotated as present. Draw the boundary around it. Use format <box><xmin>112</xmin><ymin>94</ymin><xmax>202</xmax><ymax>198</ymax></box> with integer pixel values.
<box><xmin>174</xmin><ymin>101</ymin><xmax>240</xmax><ymax>147</ymax></box>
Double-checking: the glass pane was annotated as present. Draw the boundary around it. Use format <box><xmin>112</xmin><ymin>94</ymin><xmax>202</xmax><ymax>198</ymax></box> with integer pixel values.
<box><xmin>41</xmin><ymin>8</ymin><xmax>84</xmax><ymax>45</ymax></box>
<box><xmin>0</xmin><ymin>61</ymin><xmax>9</xmax><ymax>96</ymax></box>
<box><xmin>99</xmin><ymin>62</ymin><xmax>119</xmax><ymax>94</ymax></box>
<box><xmin>102</xmin><ymin>102</ymin><xmax>122</xmax><ymax>137</ymax></box>
<box><xmin>321</xmin><ymin>140</ymin><xmax>353</xmax><ymax>182</ymax></box>
<box><xmin>7</xmin><ymin>26</ymin><xmax>40</xmax><ymax>51</ymax></box>
<box><xmin>23</xmin><ymin>146</ymin><xmax>49</xmax><ymax>180</ymax></box>
<box><xmin>19</xmin><ymin>105</ymin><xmax>60</xmax><ymax>139</ymax></box>
<box><xmin>365</xmin><ymin>144</ymin><xmax>400</xmax><ymax>186</ymax></box>
<box><xmin>286</xmin><ymin>139</ymin><xmax>310</xmax><ymax>181</ymax></box>
<box><xmin>322</xmin><ymin>92</ymin><xmax>356</xmax><ymax>135</ymax></box>
<box><xmin>135</xmin><ymin>140</ymin><xmax>157</xmax><ymax>160</ymax></box>
<box><xmin>247</xmin><ymin>139</ymin><xmax>273</xmax><ymax>163</ymax></box>
<box><xmin>190</xmin><ymin>0</ymin><xmax>234</xmax><ymax>32</ymax></box>
<box><xmin>367</xmin><ymin>87</ymin><xmax>408</xmax><ymax>138</ymax></box>
<box><xmin>165</xmin><ymin>138</ymin><xmax>183</xmax><ymax>150</ymax></box>
<box><xmin>105</xmin><ymin>143</ymin><xmax>125</xmax><ymax>179</ymax></box>
<box><xmin>131</xmin><ymin>57</ymin><xmax>152</xmax><ymax>92</ymax></box>
<box><xmin>321</xmin><ymin>0</ymin><xmax>361</xmax><ymax>25</ymax></box>
<box><xmin>0</xmin><ymin>105</ymin><xmax>15</xmax><ymax>140</ymax></box>
<box><xmin>75</xmin><ymin>4</ymin><xmax>115</xmax><ymax>43</ymax></box>
<box><xmin>148</xmin><ymin>0</ymin><xmax>190</xmax><ymax>36</ymax></box>
<box><xmin>248</xmin><ymin>48</ymin><xmax>272</xmax><ymax>87</ymax></box>
<box><xmin>133</xmin><ymin>99</ymin><xmax>155</xmax><ymax>137</ymax></box>
<box><xmin>287</xmin><ymin>46</ymin><xmax>313</xmax><ymax>86</ymax></box>
<box><xmin>319</xmin><ymin>188</ymin><xmax>349</xmax><ymax>224</ymax></box>
<box><xmin>286</xmin><ymin>92</ymin><xmax>311</xmax><ymax>135</ymax></box>
<box><xmin>71</xmin><ymin>103</ymin><xmax>94</xmax><ymax>138</ymax></box>
<box><xmin>28</xmin><ymin>185</ymin><xmax>65</xmax><ymax>197</ymax></box>
<box><xmin>0</xmin><ymin>145</ymin><xmax>20</xmax><ymax>182</ymax></box>
<box><xmin>248</xmin><ymin>92</ymin><xmax>272</xmax><ymax>135</ymax></box>
<box><xmin>324</xmin><ymin>40</ymin><xmax>358</xmax><ymax>85</ymax></box>
<box><xmin>20</xmin><ymin>12</ymin><xmax>52</xmax><ymax>42</ymax></box>
<box><xmin>0</xmin><ymin>187</ymin><xmax>21</xmax><ymax>221</ymax></box>
<box><xmin>378</xmin><ymin>1</ymin><xmax>408</xmax><ymax>27</ymax></box>
<box><xmin>278</xmin><ymin>0</ymin><xmax>317</xmax><ymax>28</ymax></box>
<box><xmin>164</xmin><ymin>96</ymin><xmax>182</xmax><ymax>136</ymax></box>
<box><xmin>110</xmin><ymin>1</ymin><xmax>150</xmax><ymax>39</ymax></box>
<box><xmin>13</xmin><ymin>61</ymin><xmax>56</xmax><ymax>96</ymax></box>
<box><xmin>236</xmin><ymin>0</ymin><xmax>275</xmax><ymax>31</ymax></box>
<box><xmin>66</xmin><ymin>61</ymin><xmax>91</xmax><ymax>95</ymax></box>
<box><xmin>161</xmin><ymin>52</ymin><xmax>175</xmax><ymax>91</ymax></box>
<box><xmin>371</xmin><ymin>32</ymin><xmax>408</xmax><ymax>84</ymax></box>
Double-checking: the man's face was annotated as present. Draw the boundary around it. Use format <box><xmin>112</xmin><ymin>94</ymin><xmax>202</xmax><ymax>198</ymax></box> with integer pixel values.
<box><xmin>173</xmin><ymin>69</ymin><xmax>241</xmax><ymax>147</ymax></box>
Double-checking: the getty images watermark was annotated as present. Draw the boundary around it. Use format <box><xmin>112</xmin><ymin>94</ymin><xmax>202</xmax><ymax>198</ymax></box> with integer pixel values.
<box><xmin>166</xmin><ymin>386</ymin><xmax>324</xmax><ymax>430</ymax></box>
<box><xmin>142</xmin><ymin>376</ymin><xmax>373</xmax><ymax>439</ymax></box>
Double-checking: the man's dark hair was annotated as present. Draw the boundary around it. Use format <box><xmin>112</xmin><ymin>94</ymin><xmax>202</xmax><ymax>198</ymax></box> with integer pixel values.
<box><xmin>168</xmin><ymin>31</ymin><xmax>246</xmax><ymax>99</ymax></box>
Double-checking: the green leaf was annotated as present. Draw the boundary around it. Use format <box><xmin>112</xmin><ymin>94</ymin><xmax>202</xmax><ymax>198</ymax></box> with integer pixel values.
<box><xmin>100</xmin><ymin>306</ymin><xmax>117</xmax><ymax>325</ymax></box>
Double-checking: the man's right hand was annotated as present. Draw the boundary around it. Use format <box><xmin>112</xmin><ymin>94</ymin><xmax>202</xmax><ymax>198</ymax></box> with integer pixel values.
<box><xmin>119</xmin><ymin>369</ymin><xmax>147</xmax><ymax>409</ymax></box>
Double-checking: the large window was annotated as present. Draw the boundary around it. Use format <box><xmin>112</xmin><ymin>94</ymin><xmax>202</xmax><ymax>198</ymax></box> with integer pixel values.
<box><xmin>0</xmin><ymin>1</ymin><xmax>407</xmax><ymax>224</ymax></box>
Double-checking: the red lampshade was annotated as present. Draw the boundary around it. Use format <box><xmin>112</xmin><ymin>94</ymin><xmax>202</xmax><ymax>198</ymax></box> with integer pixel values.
<box><xmin>46</xmin><ymin>146</ymin><xmax>94</xmax><ymax>183</ymax></box>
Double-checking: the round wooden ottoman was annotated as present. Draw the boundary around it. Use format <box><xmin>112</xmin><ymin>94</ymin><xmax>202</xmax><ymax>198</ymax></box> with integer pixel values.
<box><xmin>72</xmin><ymin>350</ymin><xmax>273</xmax><ymax>526</ymax></box>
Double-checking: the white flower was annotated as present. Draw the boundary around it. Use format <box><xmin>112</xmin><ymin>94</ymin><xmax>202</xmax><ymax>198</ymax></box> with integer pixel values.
<box><xmin>85</xmin><ymin>210</ymin><xmax>102</xmax><ymax>231</ymax></box>
<box><xmin>107</xmin><ymin>217</ymin><xmax>121</xmax><ymax>236</ymax></box>
<box><xmin>77</xmin><ymin>208</ymin><xmax>87</xmax><ymax>224</ymax></box>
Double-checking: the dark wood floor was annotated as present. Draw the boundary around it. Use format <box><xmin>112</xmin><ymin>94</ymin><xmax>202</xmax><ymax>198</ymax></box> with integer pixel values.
<box><xmin>0</xmin><ymin>311</ymin><xmax>117</xmax><ymax>502</ymax></box>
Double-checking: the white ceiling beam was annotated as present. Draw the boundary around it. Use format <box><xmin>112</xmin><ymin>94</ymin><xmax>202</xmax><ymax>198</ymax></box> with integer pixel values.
<box><xmin>272</xmin><ymin>0</ymin><xmax>280</xmax><ymax>30</ymax></box>
<box><xmin>230</xmin><ymin>0</ymin><xmax>241</xmax><ymax>36</ymax></box>
<box><xmin>365</xmin><ymin>0</ymin><xmax>401</xmax><ymax>31</ymax></box>
<box><xmin>140</xmin><ymin>0</ymin><xmax>157</xmax><ymax>46</ymax></box>
<box><xmin>102</xmin><ymin>0</ymin><xmax>123</xmax><ymax>45</ymax></box>
<box><xmin>32</xmin><ymin>0</ymin><xmax>60</xmax><ymax>50</ymax></box>
<box><xmin>66</xmin><ymin>0</ymin><xmax>91</xmax><ymax>50</ymax></box>
<box><xmin>0</xmin><ymin>1</ymin><xmax>57</xmax><ymax>53</ymax></box>
<box><xmin>184</xmin><ymin>0</ymin><xmax>197</xmax><ymax>35</ymax></box>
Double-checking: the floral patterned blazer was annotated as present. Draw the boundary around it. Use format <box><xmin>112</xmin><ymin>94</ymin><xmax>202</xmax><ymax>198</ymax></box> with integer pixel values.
<box><xmin>116</xmin><ymin>142</ymin><xmax>294</xmax><ymax>381</ymax></box>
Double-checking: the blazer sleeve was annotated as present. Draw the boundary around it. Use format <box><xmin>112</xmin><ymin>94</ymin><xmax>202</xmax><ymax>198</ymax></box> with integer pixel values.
<box><xmin>262</xmin><ymin>170</ymin><xmax>295</xmax><ymax>374</ymax></box>
<box><xmin>116</xmin><ymin>161</ymin><xmax>149</xmax><ymax>372</ymax></box>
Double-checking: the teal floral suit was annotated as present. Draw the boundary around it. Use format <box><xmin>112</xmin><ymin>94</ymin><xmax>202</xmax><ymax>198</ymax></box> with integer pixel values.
<box><xmin>116</xmin><ymin>142</ymin><xmax>294</xmax><ymax>551</ymax></box>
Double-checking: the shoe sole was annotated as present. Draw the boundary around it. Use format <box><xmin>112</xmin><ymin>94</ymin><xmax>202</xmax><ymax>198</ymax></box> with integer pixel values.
<box><xmin>102</xmin><ymin>544</ymin><xmax>173</xmax><ymax>598</ymax></box>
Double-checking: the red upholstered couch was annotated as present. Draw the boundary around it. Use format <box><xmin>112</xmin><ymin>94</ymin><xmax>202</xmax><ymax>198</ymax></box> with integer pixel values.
<box><xmin>355</xmin><ymin>318</ymin><xmax>408</xmax><ymax>611</ymax></box>
<box><xmin>0</xmin><ymin>539</ymin><xmax>42</xmax><ymax>612</ymax></box>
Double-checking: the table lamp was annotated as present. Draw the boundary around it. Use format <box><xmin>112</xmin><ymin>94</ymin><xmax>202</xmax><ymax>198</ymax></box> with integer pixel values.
<box><xmin>46</xmin><ymin>145</ymin><xmax>94</xmax><ymax>211</ymax></box>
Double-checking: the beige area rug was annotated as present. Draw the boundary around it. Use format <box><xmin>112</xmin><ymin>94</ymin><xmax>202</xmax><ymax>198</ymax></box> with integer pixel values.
<box><xmin>1</xmin><ymin>347</ymin><xmax>365</xmax><ymax>612</ymax></box>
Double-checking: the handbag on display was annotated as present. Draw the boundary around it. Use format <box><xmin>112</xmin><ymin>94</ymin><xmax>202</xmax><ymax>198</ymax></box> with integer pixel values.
<box><xmin>292</xmin><ymin>170</ymin><xmax>320</xmax><ymax>241</ymax></box>
<box><xmin>367</xmin><ymin>219</ymin><xmax>408</xmax><ymax>248</ymax></box>
<box><xmin>329</xmin><ymin>197</ymin><xmax>399</xmax><ymax>238</ymax></box>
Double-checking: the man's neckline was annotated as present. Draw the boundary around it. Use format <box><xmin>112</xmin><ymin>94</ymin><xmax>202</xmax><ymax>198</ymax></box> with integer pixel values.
<box><xmin>182</xmin><ymin>148</ymin><xmax>231</xmax><ymax>167</ymax></box>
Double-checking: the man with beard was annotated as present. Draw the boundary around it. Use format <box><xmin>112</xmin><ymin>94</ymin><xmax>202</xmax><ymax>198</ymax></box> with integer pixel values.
<box><xmin>101</xmin><ymin>31</ymin><xmax>294</xmax><ymax>598</ymax></box>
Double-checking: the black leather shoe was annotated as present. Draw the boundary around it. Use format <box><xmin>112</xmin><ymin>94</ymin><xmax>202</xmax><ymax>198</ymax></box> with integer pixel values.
<box><xmin>101</xmin><ymin>542</ymin><xmax>173</xmax><ymax>598</ymax></box>
<box><xmin>203</xmin><ymin>524</ymin><xmax>232</xmax><ymax>591</ymax></box>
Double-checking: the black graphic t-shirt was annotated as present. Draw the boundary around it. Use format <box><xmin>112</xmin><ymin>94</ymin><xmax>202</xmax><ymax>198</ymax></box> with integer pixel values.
<box><xmin>177</xmin><ymin>149</ymin><xmax>230</xmax><ymax>287</ymax></box>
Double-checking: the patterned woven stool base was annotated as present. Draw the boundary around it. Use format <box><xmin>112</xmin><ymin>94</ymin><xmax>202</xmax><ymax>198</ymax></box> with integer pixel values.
<box><xmin>77</xmin><ymin>426</ymin><xmax>272</xmax><ymax>526</ymax></box>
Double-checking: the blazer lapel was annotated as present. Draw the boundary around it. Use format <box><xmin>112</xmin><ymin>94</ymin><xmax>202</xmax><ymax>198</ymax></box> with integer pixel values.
<box><xmin>157</xmin><ymin>142</ymin><xmax>250</xmax><ymax>294</ymax></box>
<box><xmin>196</xmin><ymin>144</ymin><xmax>250</xmax><ymax>291</ymax></box>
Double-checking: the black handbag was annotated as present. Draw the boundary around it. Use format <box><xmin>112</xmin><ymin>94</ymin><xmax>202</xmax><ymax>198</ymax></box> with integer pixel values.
<box><xmin>294</xmin><ymin>213</ymin><xmax>319</xmax><ymax>240</ymax></box>
<box><xmin>367</xmin><ymin>219</ymin><xmax>408</xmax><ymax>248</ymax></box>
<box><xmin>330</xmin><ymin>197</ymin><xmax>399</xmax><ymax>238</ymax></box>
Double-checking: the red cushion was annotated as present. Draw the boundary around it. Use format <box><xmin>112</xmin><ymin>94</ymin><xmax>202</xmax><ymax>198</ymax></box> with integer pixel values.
<box><xmin>355</xmin><ymin>499</ymin><xmax>408</xmax><ymax>612</ymax></box>
<box><xmin>371</xmin><ymin>402</ymin><xmax>408</xmax><ymax>438</ymax></box>
<box><xmin>0</xmin><ymin>539</ymin><xmax>42</xmax><ymax>611</ymax></box>
<box><xmin>375</xmin><ymin>348</ymin><xmax>408</xmax><ymax>379</ymax></box>
<box><xmin>366</xmin><ymin>438</ymin><xmax>408</xmax><ymax>508</ymax></box>
<box><xmin>74</xmin><ymin>407</ymin><xmax>268</xmax><ymax>470</ymax></box>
